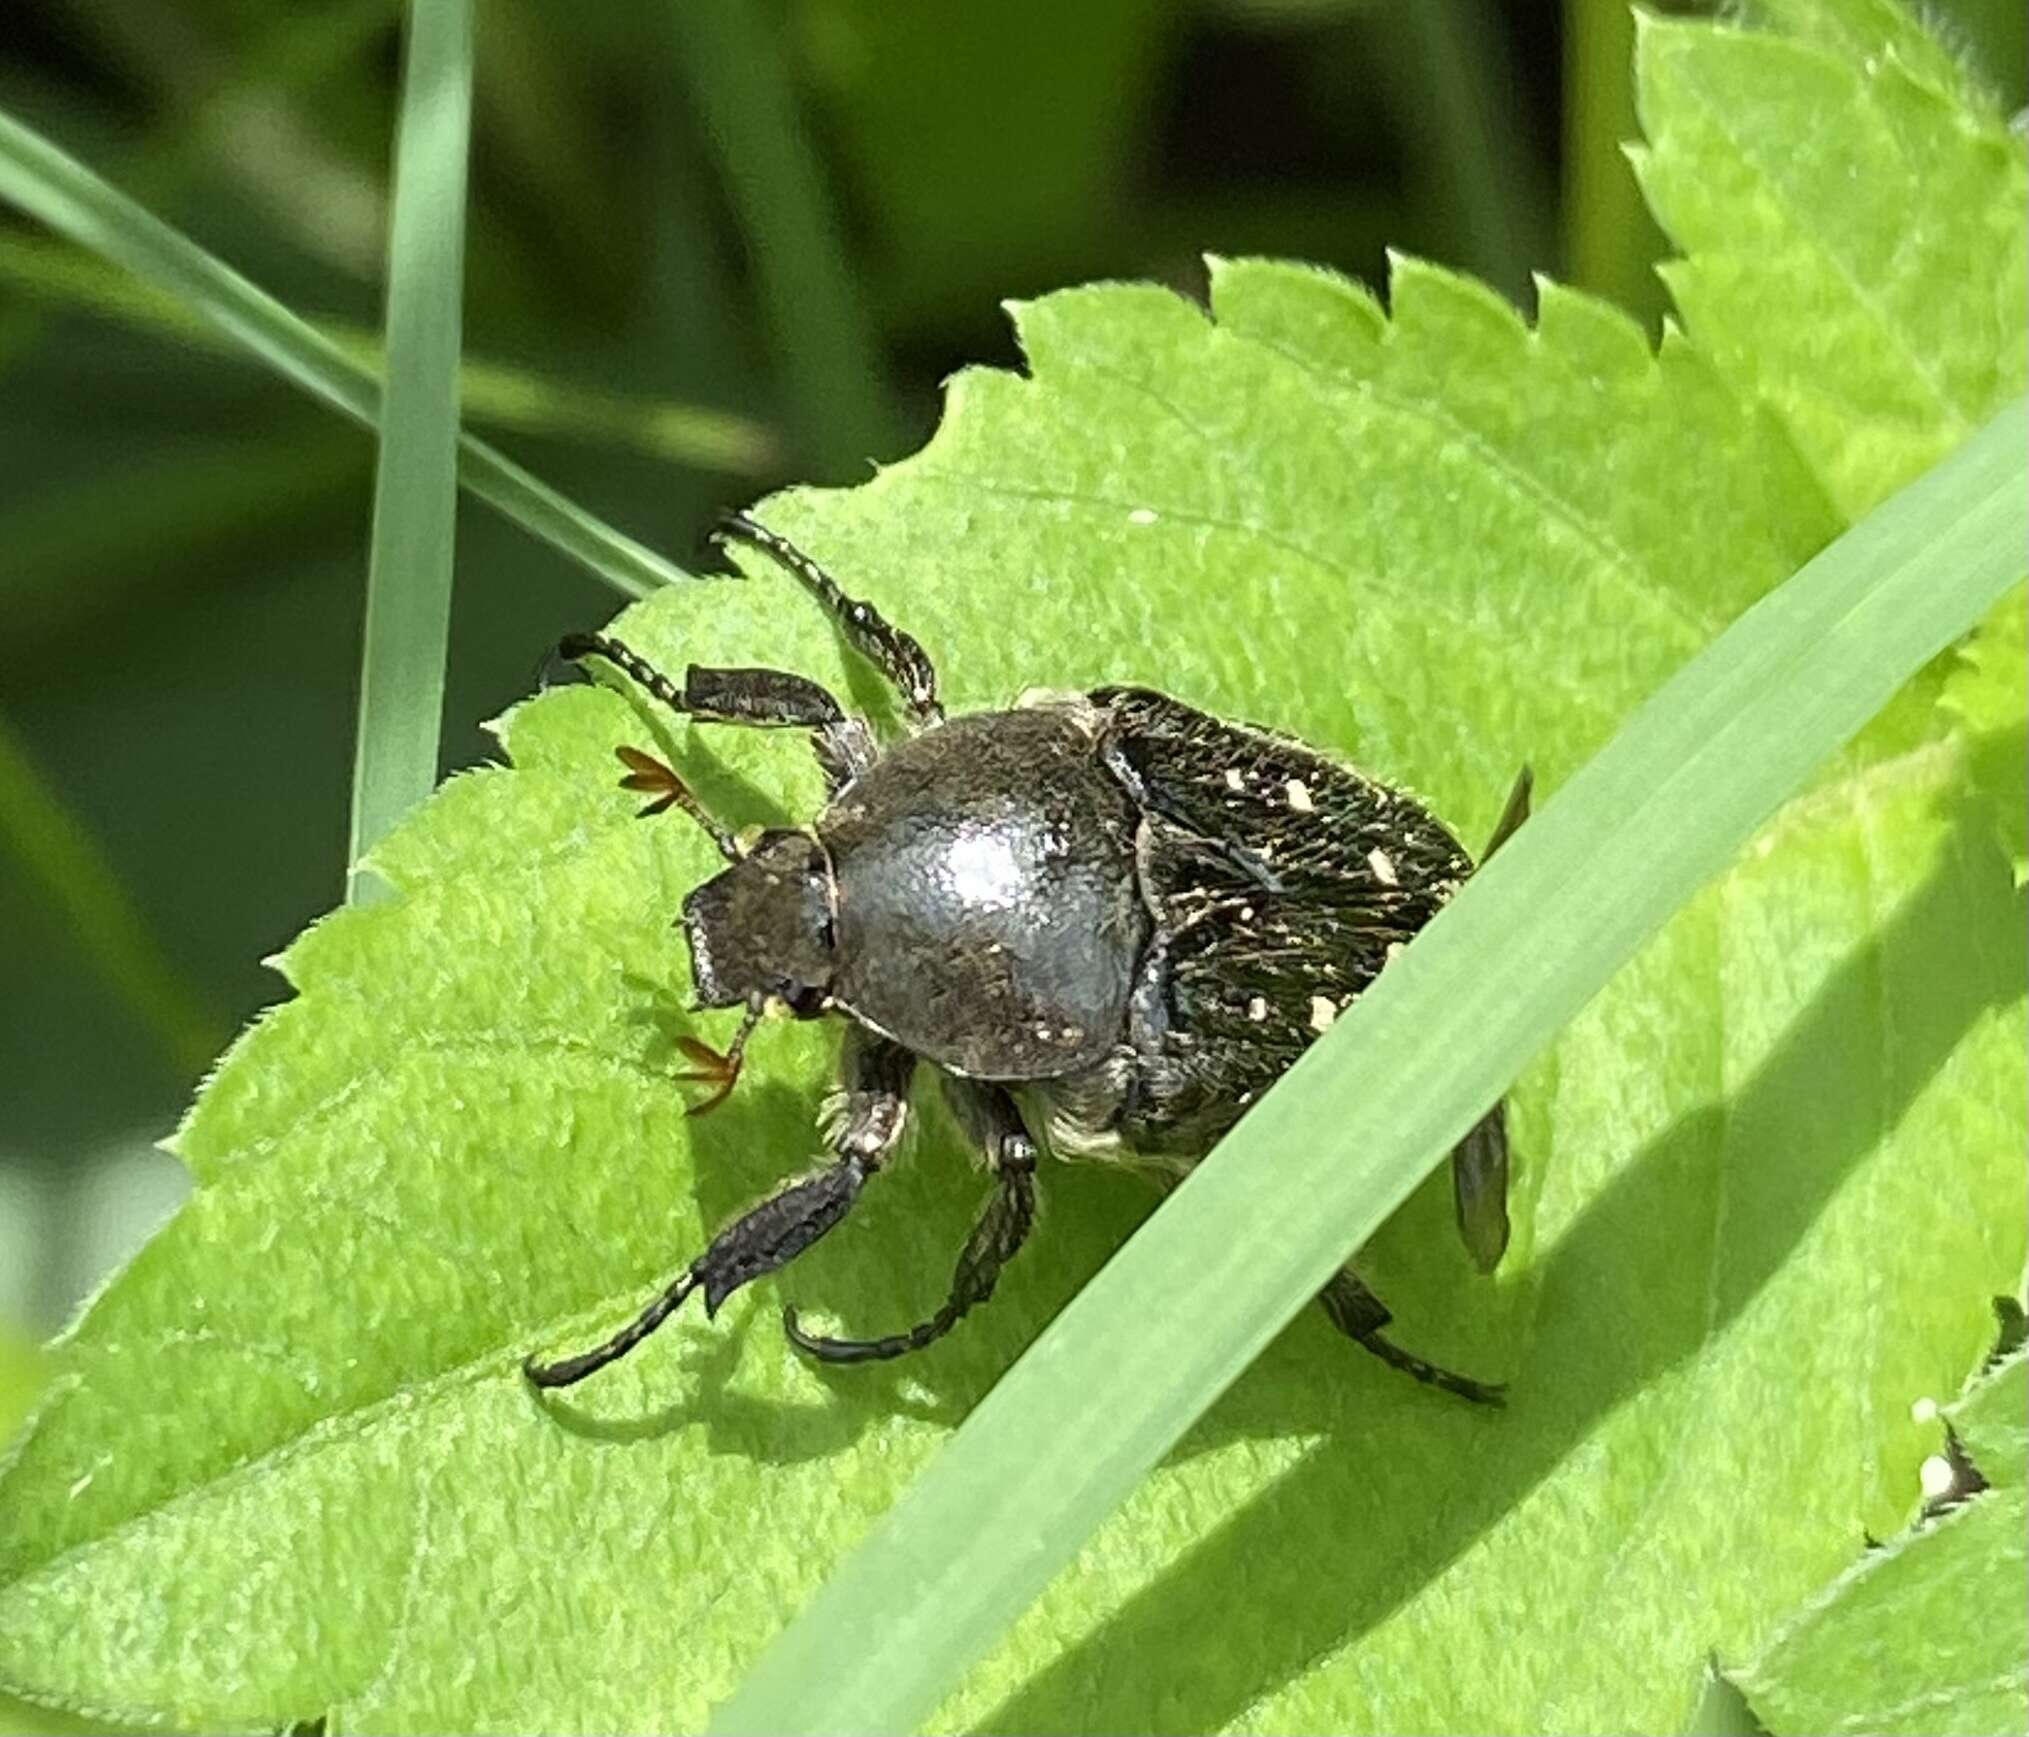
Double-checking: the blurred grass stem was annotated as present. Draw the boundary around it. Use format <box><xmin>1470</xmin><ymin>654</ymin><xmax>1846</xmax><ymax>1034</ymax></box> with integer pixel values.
<box><xmin>0</xmin><ymin>714</ymin><xmax>222</xmax><ymax>1078</ymax></box>
<box><xmin>0</xmin><ymin>237</ymin><xmax>777</xmax><ymax>476</ymax></box>
<box><xmin>0</xmin><ymin>104</ymin><xmax>694</xmax><ymax>599</ymax></box>
<box><xmin>671</xmin><ymin>0</ymin><xmax>901</xmax><ymax>474</ymax></box>
<box><xmin>344</xmin><ymin>0</ymin><xmax>474</xmax><ymax>903</ymax></box>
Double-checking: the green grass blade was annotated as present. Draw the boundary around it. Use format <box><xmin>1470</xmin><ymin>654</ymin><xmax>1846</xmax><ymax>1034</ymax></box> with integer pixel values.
<box><xmin>0</xmin><ymin>103</ymin><xmax>689</xmax><ymax>599</ymax></box>
<box><xmin>345</xmin><ymin>0</ymin><xmax>472</xmax><ymax>904</ymax></box>
<box><xmin>0</xmin><ymin>234</ymin><xmax>779</xmax><ymax>476</ymax></box>
<box><xmin>0</xmin><ymin>711</ymin><xmax>222</xmax><ymax>1077</ymax></box>
<box><xmin>711</xmin><ymin>398</ymin><xmax>2029</xmax><ymax>1736</ymax></box>
<box><xmin>1563</xmin><ymin>0</ymin><xmax>1666</xmax><ymax>323</ymax></box>
<box><xmin>670</xmin><ymin>0</ymin><xmax>900</xmax><ymax>473</ymax></box>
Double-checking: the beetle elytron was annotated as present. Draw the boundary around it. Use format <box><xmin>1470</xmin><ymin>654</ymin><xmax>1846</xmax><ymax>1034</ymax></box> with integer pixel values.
<box><xmin>524</xmin><ymin>514</ymin><xmax>1529</xmax><ymax>1403</ymax></box>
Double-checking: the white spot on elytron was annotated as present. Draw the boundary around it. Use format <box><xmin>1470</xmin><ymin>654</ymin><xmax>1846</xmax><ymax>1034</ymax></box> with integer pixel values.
<box><xmin>1247</xmin><ymin>996</ymin><xmax>1269</xmax><ymax>1022</ymax></box>
<box><xmin>1910</xmin><ymin>1396</ymin><xmax>1939</xmax><ymax>1424</ymax></box>
<box><xmin>1127</xmin><ymin>506</ymin><xmax>1160</xmax><ymax>526</ymax></box>
<box><xmin>1918</xmin><ymin>1454</ymin><xmax>1955</xmax><ymax>1500</ymax></box>
<box><xmin>1368</xmin><ymin>846</ymin><xmax>1399</xmax><ymax>885</ymax></box>
<box><xmin>1239</xmin><ymin>905</ymin><xmax>1256</xmax><ymax>923</ymax></box>
<box><xmin>1309</xmin><ymin>995</ymin><xmax>1337</xmax><ymax>1033</ymax></box>
<box><xmin>1224</xmin><ymin>767</ymin><xmax>1245</xmax><ymax>791</ymax></box>
<box><xmin>1285</xmin><ymin>778</ymin><xmax>1315</xmax><ymax>813</ymax></box>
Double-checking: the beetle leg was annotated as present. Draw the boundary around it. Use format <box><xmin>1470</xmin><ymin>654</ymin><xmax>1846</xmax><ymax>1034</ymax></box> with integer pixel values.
<box><xmin>712</xmin><ymin>512</ymin><xmax>943</xmax><ymax>728</ymax></box>
<box><xmin>1449</xmin><ymin>1102</ymin><xmax>1511</xmax><ymax>1274</ymax></box>
<box><xmin>1445</xmin><ymin>765</ymin><xmax>1532</xmax><ymax>1270</ymax></box>
<box><xmin>1317</xmin><ymin>1271</ymin><xmax>1505</xmax><ymax>1407</ymax></box>
<box><xmin>1481</xmin><ymin>764</ymin><xmax>1533</xmax><ymax>861</ymax></box>
<box><xmin>561</xmin><ymin>633</ymin><xmax>877</xmax><ymax>795</ymax></box>
<box><xmin>523</xmin><ymin>1034</ymin><xmax>915</xmax><ymax>1390</ymax></box>
<box><xmin>523</xmin><ymin>1160</ymin><xmax>875</xmax><ymax>1389</ymax></box>
<box><xmin>784</xmin><ymin>1083</ymin><xmax>1038</xmax><ymax>1364</ymax></box>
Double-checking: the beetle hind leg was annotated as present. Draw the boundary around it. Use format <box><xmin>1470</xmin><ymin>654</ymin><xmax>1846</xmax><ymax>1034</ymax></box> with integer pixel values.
<box><xmin>785</xmin><ymin>1083</ymin><xmax>1039</xmax><ymax>1364</ymax></box>
<box><xmin>523</xmin><ymin>1034</ymin><xmax>915</xmax><ymax>1390</ymax></box>
<box><xmin>1318</xmin><ymin>1270</ymin><xmax>1505</xmax><ymax>1407</ymax></box>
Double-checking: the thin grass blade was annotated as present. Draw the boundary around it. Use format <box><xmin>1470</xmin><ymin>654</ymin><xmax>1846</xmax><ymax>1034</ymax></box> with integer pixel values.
<box><xmin>0</xmin><ymin>712</ymin><xmax>222</xmax><ymax>1075</ymax></box>
<box><xmin>670</xmin><ymin>0</ymin><xmax>899</xmax><ymax>473</ymax></box>
<box><xmin>345</xmin><ymin>0</ymin><xmax>472</xmax><ymax>903</ymax></box>
<box><xmin>0</xmin><ymin>103</ymin><xmax>689</xmax><ymax>599</ymax></box>
<box><xmin>711</xmin><ymin>401</ymin><xmax>2029</xmax><ymax>1736</ymax></box>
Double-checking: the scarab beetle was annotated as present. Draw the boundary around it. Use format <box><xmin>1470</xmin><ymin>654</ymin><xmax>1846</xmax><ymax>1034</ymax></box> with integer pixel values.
<box><xmin>524</xmin><ymin>514</ymin><xmax>1530</xmax><ymax>1402</ymax></box>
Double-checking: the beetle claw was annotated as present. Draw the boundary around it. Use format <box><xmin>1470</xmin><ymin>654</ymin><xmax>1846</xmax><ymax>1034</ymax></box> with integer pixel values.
<box><xmin>674</xmin><ymin>1034</ymin><xmax>742</xmax><ymax>1116</ymax></box>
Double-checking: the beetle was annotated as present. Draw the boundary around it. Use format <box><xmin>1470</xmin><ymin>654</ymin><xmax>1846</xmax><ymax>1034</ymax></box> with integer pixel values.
<box><xmin>524</xmin><ymin>514</ymin><xmax>1530</xmax><ymax>1403</ymax></box>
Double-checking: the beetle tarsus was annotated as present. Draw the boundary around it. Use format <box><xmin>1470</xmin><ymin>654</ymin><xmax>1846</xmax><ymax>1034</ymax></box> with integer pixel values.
<box><xmin>1354</xmin><ymin>1329</ymin><xmax>1506</xmax><ymax>1407</ymax></box>
<box><xmin>783</xmin><ymin>1143</ymin><xmax>1037</xmax><ymax>1364</ymax></box>
<box><xmin>713</xmin><ymin>511</ymin><xmax>943</xmax><ymax>725</ymax></box>
<box><xmin>525</xmin><ymin>1154</ymin><xmax>876</xmax><ymax>1389</ymax></box>
<box><xmin>524</xmin><ymin>1269</ymin><xmax>700</xmax><ymax>1389</ymax></box>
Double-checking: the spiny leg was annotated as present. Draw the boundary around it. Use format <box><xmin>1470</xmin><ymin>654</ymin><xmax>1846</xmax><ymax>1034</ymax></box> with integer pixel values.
<box><xmin>713</xmin><ymin>512</ymin><xmax>943</xmax><ymax>726</ymax></box>
<box><xmin>1318</xmin><ymin>1270</ymin><xmax>1505</xmax><ymax>1407</ymax></box>
<box><xmin>785</xmin><ymin>1081</ymin><xmax>1039</xmax><ymax>1363</ymax></box>
<box><xmin>561</xmin><ymin>633</ymin><xmax>878</xmax><ymax>797</ymax></box>
<box><xmin>1449</xmin><ymin>765</ymin><xmax>1532</xmax><ymax>1270</ymax></box>
<box><xmin>524</xmin><ymin>1033</ymin><xmax>916</xmax><ymax>1389</ymax></box>
<box><xmin>1482</xmin><ymin>764</ymin><xmax>1533</xmax><ymax>862</ymax></box>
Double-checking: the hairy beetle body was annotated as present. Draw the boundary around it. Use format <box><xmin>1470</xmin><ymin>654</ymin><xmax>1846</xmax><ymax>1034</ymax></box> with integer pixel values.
<box><xmin>526</xmin><ymin>516</ymin><xmax>1528</xmax><ymax>1402</ymax></box>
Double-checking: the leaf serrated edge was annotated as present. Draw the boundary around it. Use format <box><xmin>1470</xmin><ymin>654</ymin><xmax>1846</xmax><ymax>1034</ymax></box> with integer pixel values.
<box><xmin>1727</xmin><ymin>1347</ymin><xmax>2029</xmax><ymax>1726</ymax></box>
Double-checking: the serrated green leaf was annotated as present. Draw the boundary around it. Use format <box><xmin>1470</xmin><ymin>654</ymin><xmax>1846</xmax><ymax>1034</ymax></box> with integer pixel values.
<box><xmin>1736</xmin><ymin>1352</ymin><xmax>2029</xmax><ymax>1737</ymax></box>
<box><xmin>716</xmin><ymin>402</ymin><xmax>2028</xmax><ymax>1737</ymax></box>
<box><xmin>1</xmin><ymin>6</ymin><xmax>2024</xmax><ymax>1733</ymax></box>
<box><xmin>1</xmin><ymin>279</ymin><xmax>2019</xmax><ymax>1736</ymax></box>
<box><xmin>1742</xmin><ymin>0</ymin><xmax>2004</xmax><ymax>115</ymax></box>
<box><xmin>1949</xmin><ymin>1345</ymin><xmax>2029</xmax><ymax>1489</ymax></box>
<box><xmin>1633</xmin><ymin>5</ymin><xmax>2029</xmax><ymax>519</ymax></box>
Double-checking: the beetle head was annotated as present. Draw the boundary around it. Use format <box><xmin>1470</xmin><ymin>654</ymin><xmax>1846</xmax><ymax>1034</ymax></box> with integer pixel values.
<box><xmin>682</xmin><ymin>828</ymin><xmax>835</xmax><ymax>1017</ymax></box>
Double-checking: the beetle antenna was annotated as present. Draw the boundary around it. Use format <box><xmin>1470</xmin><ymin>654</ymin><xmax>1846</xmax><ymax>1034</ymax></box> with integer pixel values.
<box><xmin>614</xmin><ymin>746</ymin><xmax>741</xmax><ymax>862</ymax></box>
<box><xmin>675</xmin><ymin>1001</ymin><xmax>762</xmax><ymax>1115</ymax></box>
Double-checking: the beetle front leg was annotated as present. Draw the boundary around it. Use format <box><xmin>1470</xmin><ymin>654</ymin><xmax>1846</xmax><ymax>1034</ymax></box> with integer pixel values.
<box><xmin>560</xmin><ymin>632</ymin><xmax>878</xmax><ymax>797</ymax></box>
<box><xmin>785</xmin><ymin>1081</ymin><xmax>1039</xmax><ymax>1364</ymax></box>
<box><xmin>524</xmin><ymin>1033</ymin><xmax>915</xmax><ymax>1390</ymax></box>
<box><xmin>712</xmin><ymin>512</ymin><xmax>943</xmax><ymax>727</ymax></box>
